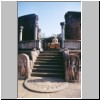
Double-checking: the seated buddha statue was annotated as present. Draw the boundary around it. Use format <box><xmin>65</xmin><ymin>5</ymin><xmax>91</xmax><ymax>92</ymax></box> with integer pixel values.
<box><xmin>51</xmin><ymin>36</ymin><xmax>59</xmax><ymax>44</ymax></box>
<box><xmin>48</xmin><ymin>36</ymin><xmax>60</xmax><ymax>49</ymax></box>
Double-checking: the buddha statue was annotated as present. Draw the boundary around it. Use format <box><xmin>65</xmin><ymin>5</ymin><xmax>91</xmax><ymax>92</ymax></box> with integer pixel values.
<box><xmin>48</xmin><ymin>36</ymin><xmax>60</xmax><ymax>49</ymax></box>
<box><xmin>51</xmin><ymin>36</ymin><xmax>59</xmax><ymax>44</ymax></box>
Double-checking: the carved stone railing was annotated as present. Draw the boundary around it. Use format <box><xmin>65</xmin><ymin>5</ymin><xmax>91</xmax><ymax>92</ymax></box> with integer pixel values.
<box><xmin>18</xmin><ymin>50</ymin><xmax>40</xmax><ymax>79</ymax></box>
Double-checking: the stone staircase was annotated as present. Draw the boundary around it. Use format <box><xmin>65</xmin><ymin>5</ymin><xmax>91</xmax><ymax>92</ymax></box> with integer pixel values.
<box><xmin>31</xmin><ymin>51</ymin><xmax>65</xmax><ymax>78</ymax></box>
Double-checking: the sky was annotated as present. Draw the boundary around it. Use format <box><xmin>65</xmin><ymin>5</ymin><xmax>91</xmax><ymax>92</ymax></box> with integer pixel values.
<box><xmin>18</xmin><ymin>2</ymin><xmax>81</xmax><ymax>37</ymax></box>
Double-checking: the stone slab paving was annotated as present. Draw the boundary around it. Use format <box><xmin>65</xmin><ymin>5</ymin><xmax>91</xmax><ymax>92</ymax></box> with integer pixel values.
<box><xmin>18</xmin><ymin>72</ymin><xmax>81</xmax><ymax>98</ymax></box>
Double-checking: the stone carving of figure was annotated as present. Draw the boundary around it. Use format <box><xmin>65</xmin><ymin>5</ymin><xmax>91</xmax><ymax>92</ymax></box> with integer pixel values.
<box><xmin>18</xmin><ymin>54</ymin><xmax>30</xmax><ymax>78</ymax></box>
<box><xmin>67</xmin><ymin>54</ymin><xmax>80</xmax><ymax>82</ymax></box>
<box><xmin>51</xmin><ymin>36</ymin><xmax>59</xmax><ymax>44</ymax></box>
<box><xmin>18</xmin><ymin>56</ymin><xmax>27</xmax><ymax>77</ymax></box>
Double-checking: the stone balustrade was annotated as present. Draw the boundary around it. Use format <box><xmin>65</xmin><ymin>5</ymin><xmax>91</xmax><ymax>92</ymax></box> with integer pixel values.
<box><xmin>18</xmin><ymin>50</ymin><xmax>40</xmax><ymax>79</ymax></box>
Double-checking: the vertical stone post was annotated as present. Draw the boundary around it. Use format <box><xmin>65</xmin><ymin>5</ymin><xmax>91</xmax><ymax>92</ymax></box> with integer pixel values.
<box><xmin>34</xmin><ymin>15</ymin><xmax>38</xmax><ymax>48</ymax></box>
<box><xmin>34</xmin><ymin>15</ymin><xmax>38</xmax><ymax>40</ymax></box>
<box><xmin>34</xmin><ymin>23</ymin><xmax>38</xmax><ymax>41</ymax></box>
<box><xmin>37</xmin><ymin>28</ymin><xmax>43</xmax><ymax>51</ymax></box>
<box><xmin>37</xmin><ymin>28</ymin><xmax>41</xmax><ymax>40</ymax></box>
<box><xmin>60</xmin><ymin>22</ymin><xmax>65</xmax><ymax>48</ymax></box>
<box><xmin>19</xmin><ymin>26</ymin><xmax>24</xmax><ymax>42</ymax></box>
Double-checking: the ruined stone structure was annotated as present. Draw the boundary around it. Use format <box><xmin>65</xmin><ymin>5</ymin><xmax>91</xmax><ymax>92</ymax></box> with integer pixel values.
<box><xmin>18</xmin><ymin>12</ymin><xmax>81</xmax><ymax>86</ymax></box>
<box><xmin>18</xmin><ymin>14</ymin><xmax>42</xmax><ymax>79</ymax></box>
<box><xmin>59</xmin><ymin>11</ymin><xmax>81</xmax><ymax>82</ymax></box>
<box><xmin>18</xmin><ymin>14</ymin><xmax>43</xmax><ymax>51</ymax></box>
<box><xmin>64</xmin><ymin>11</ymin><xmax>81</xmax><ymax>40</ymax></box>
<box><xmin>18</xmin><ymin>14</ymin><xmax>41</xmax><ymax>43</ymax></box>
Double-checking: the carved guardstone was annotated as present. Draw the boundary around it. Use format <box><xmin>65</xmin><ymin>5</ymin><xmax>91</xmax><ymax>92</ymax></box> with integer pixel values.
<box><xmin>18</xmin><ymin>54</ymin><xmax>31</xmax><ymax>79</ymax></box>
<box><xmin>65</xmin><ymin>54</ymin><xmax>80</xmax><ymax>82</ymax></box>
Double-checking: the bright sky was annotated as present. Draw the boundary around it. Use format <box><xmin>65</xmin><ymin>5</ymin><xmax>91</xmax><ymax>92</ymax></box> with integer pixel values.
<box><xmin>18</xmin><ymin>2</ymin><xmax>81</xmax><ymax>37</ymax></box>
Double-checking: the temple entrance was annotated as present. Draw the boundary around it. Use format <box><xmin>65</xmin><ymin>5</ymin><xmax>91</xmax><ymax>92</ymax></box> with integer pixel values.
<box><xmin>24</xmin><ymin>50</ymin><xmax>68</xmax><ymax>92</ymax></box>
<box><xmin>18</xmin><ymin>11</ymin><xmax>81</xmax><ymax>95</ymax></box>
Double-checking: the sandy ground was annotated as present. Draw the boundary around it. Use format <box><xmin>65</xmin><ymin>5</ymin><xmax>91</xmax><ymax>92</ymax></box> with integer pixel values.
<box><xmin>18</xmin><ymin>72</ymin><xmax>81</xmax><ymax>98</ymax></box>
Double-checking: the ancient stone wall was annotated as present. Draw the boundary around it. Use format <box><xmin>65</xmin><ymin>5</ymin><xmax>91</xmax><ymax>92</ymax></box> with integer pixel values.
<box><xmin>64</xmin><ymin>11</ymin><xmax>81</xmax><ymax>40</ymax></box>
<box><xmin>64</xmin><ymin>40</ymin><xmax>81</xmax><ymax>50</ymax></box>
<box><xmin>18</xmin><ymin>14</ymin><xmax>39</xmax><ymax>42</ymax></box>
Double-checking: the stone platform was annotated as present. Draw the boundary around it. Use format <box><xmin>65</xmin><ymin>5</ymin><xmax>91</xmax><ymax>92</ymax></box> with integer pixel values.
<box><xmin>24</xmin><ymin>77</ymin><xmax>68</xmax><ymax>93</ymax></box>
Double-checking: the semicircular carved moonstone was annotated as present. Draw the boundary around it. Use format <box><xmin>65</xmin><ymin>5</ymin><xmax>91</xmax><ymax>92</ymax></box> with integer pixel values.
<box><xmin>18</xmin><ymin>54</ymin><xmax>31</xmax><ymax>79</ymax></box>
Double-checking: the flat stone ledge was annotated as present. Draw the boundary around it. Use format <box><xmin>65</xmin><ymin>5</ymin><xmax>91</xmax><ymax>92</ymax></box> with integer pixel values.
<box><xmin>24</xmin><ymin>77</ymin><xmax>68</xmax><ymax>93</ymax></box>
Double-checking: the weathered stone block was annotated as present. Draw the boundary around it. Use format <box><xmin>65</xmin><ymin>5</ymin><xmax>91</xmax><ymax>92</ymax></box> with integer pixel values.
<box><xmin>18</xmin><ymin>14</ymin><xmax>38</xmax><ymax>42</ymax></box>
<box><xmin>64</xmin><ymin>11</ymin><xmax>81</xmax><ymax>40</ymax></box>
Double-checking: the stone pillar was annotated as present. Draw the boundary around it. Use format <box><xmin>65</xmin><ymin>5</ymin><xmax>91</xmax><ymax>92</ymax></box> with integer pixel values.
<box><xmin>34</xmin><ymin>15</ymin><xmax>38</xmax><ymax>49</ymax></box>
<box><xmin>34</xmin><ymin>15</ymin><xmax>38</xmax><ymax>40</ymax></box>
<box><xmin>19</xmin><ymin>26</ymin><xmax>24</xmax><ymax>41</ymax></box>
<box><xmin>34</xmin><ymin>24</ymin><xmax>38</xmax><ymax>40</ymax></box>
<box><xmin>60</xmin><ymin>22</ymin><xmax>65</xmax><ymax>48</ymax></box>
<box><xmin>37</xmin><ymin>28</ymin><xmax>41</xmax><ymax>40</ymax></box>
<box><xmin>34</xmin><ymin>23</ymin><xmax>38</xmax><ymax>48</ymax></box>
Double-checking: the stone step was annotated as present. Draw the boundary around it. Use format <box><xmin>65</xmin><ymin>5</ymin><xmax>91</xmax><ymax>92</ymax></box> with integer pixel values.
<box><xmin>36</xmin><ymin>58</ymin><xmax>63</xmax><ymax>61</ymax></box>
<box><xmin>34</xmin><ymin>61</ymin><xmax>64</xmax><ymax>65</ymax></box>
<box><xmin>37</xmin><ymin>57</ymin><xmax>63</xmax><ymax>59</ymax></box>
<box><xmin>32</xmin><ymin>68</ymin><xmax>64</xmax><ymax>72</ymax></box>
<box><xmin>39</xmin><ymin>55</ymin><xmax>63</xmax><ymax>57</ymax></box>
<box><xmin>34</xmin><ymin>63</ymin><xmax>63</xmax><ymax>66</ymax></box>
<box><xmin>41</xmin><ymin>50</ymin><xmax>62</xmax><ymax>53</ymax></box>
<box><xmin>31</xmin><ymin>72</ymin><xmax>64</xmax><ymax>77</ymax></box>
<box><xmin>37</xmin><ymin>57</ymin><xmax>63</xmax><ymax>60</ymax></box>
<box><xmin>39</xmin><ymin>53</ymin><xmax>62</xmax><ymax>56</ymax></box>
<box><xmin>31</xmin><ymin>50</ymin><xmax>64</xmax><ymax>78</ymax></box>
<box><xmin>34</xmin><ymin>64</ymin><xmax>64</xmax><ymax>67</ymax></box>
<box><xmin>40</xmin><ymin>51</ymin><xmax>62</xmax><ymax>53</ymax></box>
<box><xmin>33</xmin><ymin>64</ymin><xmax>64</xmax><ymax>69</ymax></box>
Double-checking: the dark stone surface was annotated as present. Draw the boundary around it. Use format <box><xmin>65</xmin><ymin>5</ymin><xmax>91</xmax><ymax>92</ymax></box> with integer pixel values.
<box><xmin>18</xmin><ymin>14</ymin><xmax>38</xmax><ymax>42</ymax></box>
<box><xmin>64</xmin><ymin>11</ymin><xmax>81</xmax><ymax>40</ymax></box>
